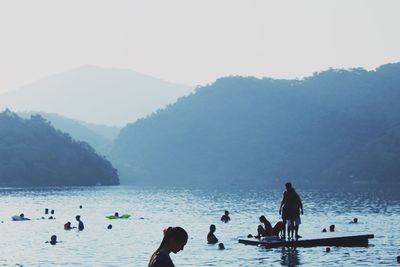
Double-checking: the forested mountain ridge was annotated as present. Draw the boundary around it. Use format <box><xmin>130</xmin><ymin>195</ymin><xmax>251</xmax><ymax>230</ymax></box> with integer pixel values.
<box><xmin>0</xmin><ymin>110</ymin><xmax>119</xmax><ymax>186</ymax></box>
<box><xmin>110</xmin><ymin>63</ymin><xmax>400</xmax><ymax>187</ymax></box>
<box><xmin>18</xmin><ymin>111</ymin><xmax>120</xmax><ymax>156</ymax></box>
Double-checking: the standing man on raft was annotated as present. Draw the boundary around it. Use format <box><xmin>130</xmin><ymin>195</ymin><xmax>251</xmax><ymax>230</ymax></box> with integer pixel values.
<box><xmin>279</xmin><ymin>182</ymin><xmax>303</xmax><ymax>240</ymax></box>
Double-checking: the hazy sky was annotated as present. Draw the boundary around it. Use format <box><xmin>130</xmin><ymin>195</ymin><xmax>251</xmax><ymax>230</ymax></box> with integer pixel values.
<box><xmin>0</xmin><ymin>0</ymin><xmax>399</xmax><ymax>93</ymax></box>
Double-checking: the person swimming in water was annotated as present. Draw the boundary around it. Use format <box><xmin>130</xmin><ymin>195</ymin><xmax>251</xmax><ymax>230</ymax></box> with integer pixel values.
<box><xmin>207</xmin><ymin>224</ymin><xmax>219</xmax><ymax>244</ymax></box>
<box><xmin>148</xmin><ymin>227</ymin><xmax>188</xmax><ymax>267</ymax></box>
<box><xmin>64</xmin><ymin>221</ymin><xmax>76</xmax><ymax>230</ymax></box>
<box><xmin>221</xmin><ymin>210</ymin><xmax>231</xmax><ymax>223</ymax></box>
<box><xmin>76</xmin><ymin>215</ymin><xmax>84</xmax><ymax>231</ymax></box>
<box><xmin>45</xmin><ymin>235</ymin><xmax>58</xmax><ymax>245</ymax></box>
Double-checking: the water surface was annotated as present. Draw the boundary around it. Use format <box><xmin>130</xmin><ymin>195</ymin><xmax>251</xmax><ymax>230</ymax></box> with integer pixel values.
<box><xmin>0</xmin><ymin>186</ymin><xmax>398</xmax><ymax>266</ymax></box>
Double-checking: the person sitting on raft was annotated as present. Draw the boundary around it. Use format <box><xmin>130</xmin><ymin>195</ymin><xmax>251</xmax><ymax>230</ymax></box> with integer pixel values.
<box><xmin>256</xmin><ymin>215</ymin><xmax>284</xmax><ymax>238</ymax></box>
<box><xmin>221</xmin><ymin>210</ymin><xmax>231</xmax><ymax>223</ymax></box>
<box><xmin>207</xmin><ymin>224</ymin><xmax>219</xmax><ymax>244</ymax></box>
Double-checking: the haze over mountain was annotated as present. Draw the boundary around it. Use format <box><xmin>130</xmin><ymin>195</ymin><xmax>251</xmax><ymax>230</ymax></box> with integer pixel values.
<box><xmin>0</xmin><ymin>109</ymin><xmax>118</xmax><ymax>187</ymax></box>
<box><xmin>0</xmin><ymin>66</ymin><xmax>194</xmax><ymax>126</ymax></box>
<box><xmin>18</xmin><ymin>111</ymin><xmax>120</xmax><ymax>156</ymax></box>
<box><xmin>110</xmin><ymin>63</ymin><xmax>400</xmax><ymax>187</ymax></box>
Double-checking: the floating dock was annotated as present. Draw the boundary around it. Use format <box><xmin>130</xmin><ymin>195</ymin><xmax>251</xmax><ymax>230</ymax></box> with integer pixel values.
<box><xmin>238</xmin><ymin>232</ymin><xmax>374</xmax><ymax>248</ymax></box>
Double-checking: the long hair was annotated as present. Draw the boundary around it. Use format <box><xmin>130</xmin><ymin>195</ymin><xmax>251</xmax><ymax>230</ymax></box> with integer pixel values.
<box><xmin>148</xmin><ymin>226</ymin><xmax>188</xmax><ymax>267</ymax></box>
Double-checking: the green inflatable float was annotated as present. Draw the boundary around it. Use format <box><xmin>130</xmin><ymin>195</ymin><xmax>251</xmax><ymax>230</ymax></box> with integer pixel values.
<box><xmin>106</xmin><ymin>213</ymin><xmax>131</xmax><ymax>219</ymax></box>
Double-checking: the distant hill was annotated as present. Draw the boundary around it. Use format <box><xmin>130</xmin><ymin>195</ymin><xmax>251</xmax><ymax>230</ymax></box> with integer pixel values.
<box><xmin>110</xmin><ymin>63</ymin><xmax>400</xmax><ymax>187</ymax></box>
<box><xmin>0</xmin><ymin>66</ymin><xmax>193</xmax><ymax>126</ymax></box>
<box><xmin>18</xmin><ymin>111</ymin><xmax>120</xmax><ymax>156</ymax></box>
<box><xmin>0</xmin><ymin>109</ymin><xmax>119</xmax><ymax>186</ymax></box>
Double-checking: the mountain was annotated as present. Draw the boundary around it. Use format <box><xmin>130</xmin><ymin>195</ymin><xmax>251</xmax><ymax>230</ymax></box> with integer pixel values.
<box><xmin>110</xmin><ymin>63</ymin><xmax>400</xmax><ymax>187</ymax></box>
<box><xmin>0</xmin><ymin>66</ymin><xmax>193</xmax><ymax>126</ymax></box>
<box><xmin>0</xmin><ymin>109</ymin><xmax>119</xmax><ymax>186</ymax></box>
<box><xmin>18</xmin><ymin>111</ymin><xmax>120</xmax><ymax>156</ymax></box>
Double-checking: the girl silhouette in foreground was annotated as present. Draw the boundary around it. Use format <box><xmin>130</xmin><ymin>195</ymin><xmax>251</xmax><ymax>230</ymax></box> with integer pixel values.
<box><xmin>148</xmin><ymin>227</ymin><xmax>188</xmax><ymax>267</ymax></box>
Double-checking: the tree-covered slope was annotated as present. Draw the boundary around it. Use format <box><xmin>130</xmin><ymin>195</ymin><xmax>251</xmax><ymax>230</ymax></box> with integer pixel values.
<box><xmin>18</xmin><ymin>111</ymin><xmax>120</xmax><ymax>156</ymax></box>
<box><xmin>110</xmin><ymin>63</ymin><xmax>400</xmax><ymax>187</ymax></box>
<box><xmin>0</xmin><ymin>110</ymin><xmax>119</xmax><ymax>186</ymax></box>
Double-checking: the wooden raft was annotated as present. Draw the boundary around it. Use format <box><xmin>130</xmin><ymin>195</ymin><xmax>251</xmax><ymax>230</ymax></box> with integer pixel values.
<box><xmin>238</xmin><ymin>232</ymin><xmax>374</xmax><ymax>248</ymax></box>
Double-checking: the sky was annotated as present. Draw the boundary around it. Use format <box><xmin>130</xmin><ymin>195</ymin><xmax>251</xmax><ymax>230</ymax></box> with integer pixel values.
<box><xmin>0</xmin><ymin>0</ymin><xmax>399</xmax><ymax>93</ymax></box>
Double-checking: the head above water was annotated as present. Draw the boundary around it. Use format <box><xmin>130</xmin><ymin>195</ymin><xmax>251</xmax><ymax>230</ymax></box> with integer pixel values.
<box><xmin>210</xmin><ymin>224</ymin><xmax>216</xmax><ymax>232</ymax></box>
<box><xmin>51</xmin><ymin>235</ymin><xmax>57</xmax><ymax>242</ymax></box>
<box><xmin>149</xmin><ymin>227</ymin><xmax>188</xmax><ymax>267</ymax></box>
<box><xmin>20</xmin><ymin>213</ymin><xmax>24</xmax><ymax>218</ymax></box>
<box><xmin>218</xmin><ymin>243</ymin><xmax>225</xmax><ymax>250</ymax></box>
<box><xmin>159</xmin><ymin>227</ymin><xmax>188</xmax><ymax>253</ymax></box>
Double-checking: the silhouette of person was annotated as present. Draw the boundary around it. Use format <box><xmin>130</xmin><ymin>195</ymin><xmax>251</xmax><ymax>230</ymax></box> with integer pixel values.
<box><xmin>279</xmin><ymin>182</ymin><xmax>303</xmax><ymax>239</ymax></box>
<box><xmin>51</xmin><ymin>209</ymin><xmax>55</xmax><ymax>215</ymax></box>
<box><xmin>350</xmin><ymin>218</ymin><xmax>358</xmax><ymax>223</ymax></box>
<box><xmin>12</xmin><ymin>213</ymin><xmax>30</xmax><ymax>221</ymax></box>
<box><xmin>329</xmin><ymin>224</ymin><xmax>335</xmax><ymax>232</ymax></box>
<box><xmin>45</xmin><ymin>208</ymin><xmax>49</xmax><ymax>215</ymax></box>
<box><xmin>64</xmin><ymin>221</ymin><xmax>75</xmax><ymax>230</ymax></box>
<box><xmin>148</xmin><ymin>227</ymin><xmax>188</xmax><ymax>267</ymax></box>
<box><xmin>218</xmin><ymin>243</ymin><xmax>225</xmax><ymax>250</ymax></box>
<box><xmin>257</xmin><ymin>215</ymin><xmax>273</xmax><ymax>238</ymax></box>
<box><xmin>45</xmin><ymin>235</ymin><xmax>58</xmax><ymax>245</ymax></box>
<box><xmin>76</xmin><ymin>215</ymin><xmax>84</xmax><ymax>231</ymax></box>
<box><xmin>221</xmin><ymin>210</ymin><xmax>231</xmax><ymax>223</ymax></box>
<box><xmin>207</xmin><ymin>224</ymin><xmax>219</xmax><ymax>244</ymax></box>
<box><xmin>107</xmin><ymin>224</ymin><xmax>112</xmax><ymax>229</ymax></box>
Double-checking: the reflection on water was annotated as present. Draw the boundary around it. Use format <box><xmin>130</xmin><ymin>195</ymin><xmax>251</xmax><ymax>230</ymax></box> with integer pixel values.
<box><xmin>0</xmin><ymin>186</ymin><xmax>399</xmax><ymax>266</ymax></box>
<box><xmin>280</xmin><ymin>247</ymin><xmax>300</xmax><ymax>267</ymax></box>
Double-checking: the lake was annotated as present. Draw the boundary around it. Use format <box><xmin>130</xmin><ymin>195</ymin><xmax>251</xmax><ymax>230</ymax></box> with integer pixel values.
<box><xmin>0</xmin><ymin>186</ymin><xmax>399</xmax><ymax>266</ymax></box>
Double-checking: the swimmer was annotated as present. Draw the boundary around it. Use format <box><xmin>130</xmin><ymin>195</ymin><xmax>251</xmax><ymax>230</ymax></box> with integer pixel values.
<box><xmin>64</xmin><ymin>221</ymin><xmax>76</xmax><ymax>230</ymax></box>
<box><xmin>207</xmin><ymin>224</ymin><xmax>218</xmax><ymax>244</ymax></box>
<box><xmin>45</xmin><ymin>235</ymin><xmax>58</xmax><ymax>245</ymax></box>
<box><xmin>350</xmin><ymin>218</ymin><xmax>358</xmax><ymax>223</ymax></box>
<box><xmin>148</xmin><ymin>227</ymin><xmax>188</xmax><ymax>267</ymax></box>
<box><xmin>221</xmin><ymin>210</ymin><xmax>231</xmax><ymax>223</ymax></box>
<box><xmin>76</xmin><ymin>215</ymin><xmax>84</xmax><ymax>231</ymax></box>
